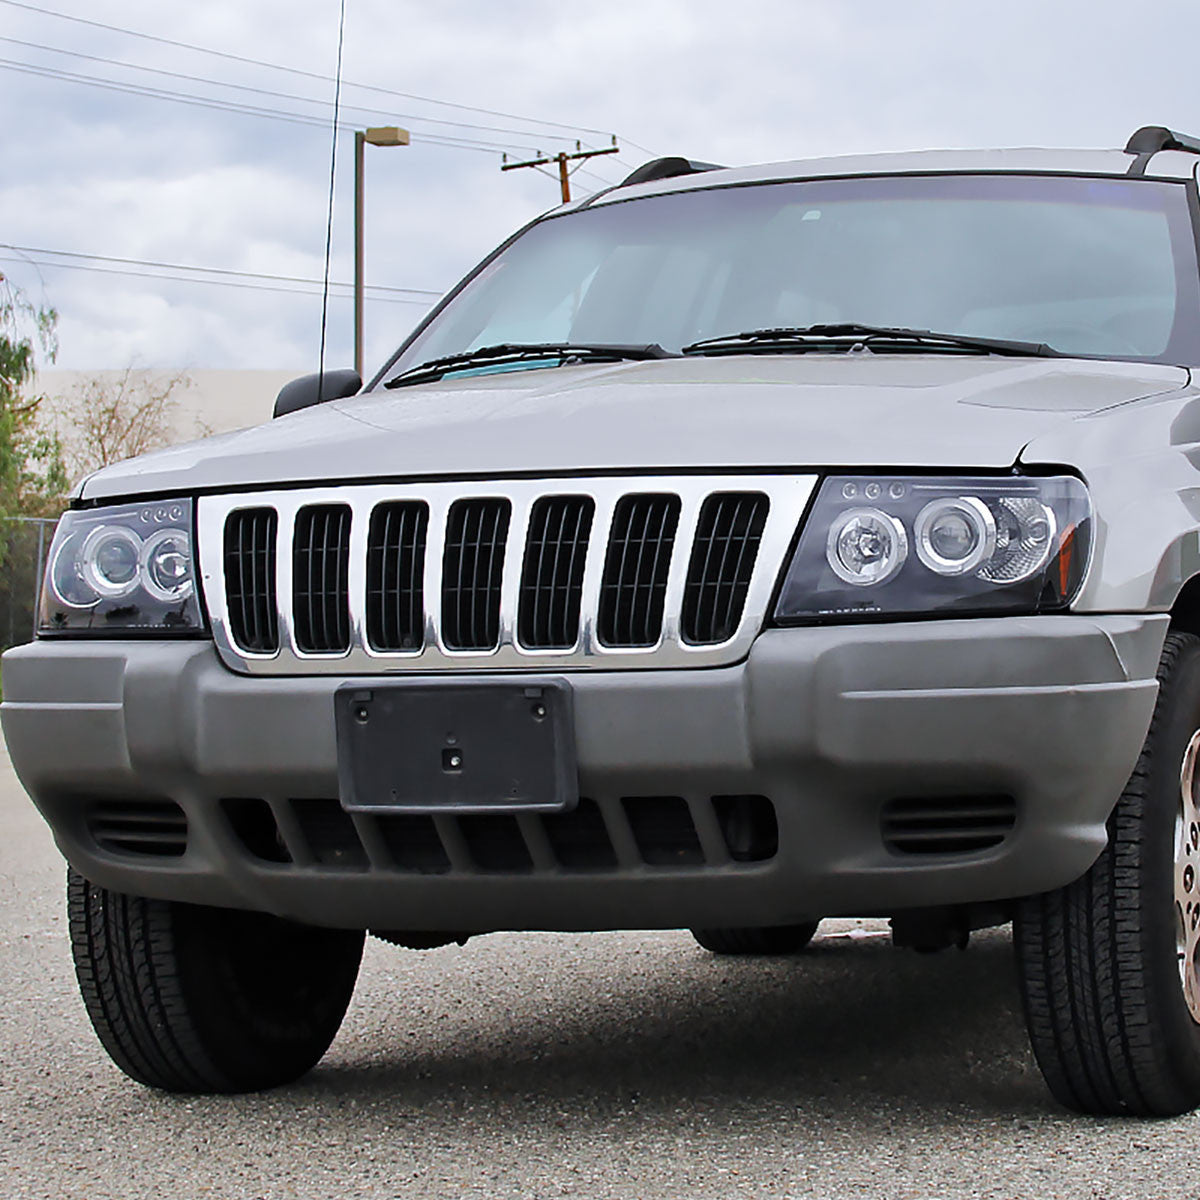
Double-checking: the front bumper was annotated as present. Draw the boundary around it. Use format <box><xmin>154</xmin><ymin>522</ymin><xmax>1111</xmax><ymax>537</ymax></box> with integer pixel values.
<box><xmin>1</xmin><ymin>614</ymin><xmax>1166</xmax><ymax>930</ymax></box>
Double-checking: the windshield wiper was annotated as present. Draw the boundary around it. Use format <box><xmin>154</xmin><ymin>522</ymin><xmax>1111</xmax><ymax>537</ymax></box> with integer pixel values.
<box><xmin>384</xmin><ymin>342</ymin><xmax>676</xmax><ymax>388</ymax></box>
<box><xmin>681</xmin><ymin>323</ymin><xmax>1063</xmax><ymax>359</ymax></box>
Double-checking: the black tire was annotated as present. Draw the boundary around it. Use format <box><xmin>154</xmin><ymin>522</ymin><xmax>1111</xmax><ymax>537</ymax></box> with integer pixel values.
<box><xmin>690</xmin><ymin>921</ymin><xmax>820</xmax><ymax>955</ymax></box>
<box><xmin>67</xmin><ymin>869</ymin><xmax>364</xmax><ymax>1094</ymax></box>
<box><xmin>1014</xmin><ymin>630</ymin><xmax>1200</xmax><ymax>1116</ymax></box>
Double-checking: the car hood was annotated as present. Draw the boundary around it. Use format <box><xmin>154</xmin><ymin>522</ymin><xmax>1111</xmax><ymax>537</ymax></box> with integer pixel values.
<box><xmin>79</xmin><ymin>355</ymin><xmax>1189</xmax><ymax>500</ymax></box>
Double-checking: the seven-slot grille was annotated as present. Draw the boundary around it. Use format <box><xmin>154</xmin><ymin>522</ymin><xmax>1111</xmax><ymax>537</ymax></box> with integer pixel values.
<box><xmin>204</xmin><ymin>474</ymin><xmax>816</xmax><ymax>673</ymax></box>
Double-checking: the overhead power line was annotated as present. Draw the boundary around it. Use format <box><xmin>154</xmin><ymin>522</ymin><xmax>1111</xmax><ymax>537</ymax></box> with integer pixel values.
<box><xmin>0</xmin><ymin>34</ymin><xmax>593</xmax><ymax>147</ymax></box>
<box><xmin>0</xmin><ymin>58</ymin><xmax>546</xmax><ymax>155</ymax></box>
<box><xmin>0</xmin><ymin>0</ymin><xmax>652</xmax><ymax>152</ymax></box>
<box><xmin>0</xmin><ymin>254</ymin><xmax>435</xmax><ymax>305</ymax></box>
<box><xmin>0</xmin><ymin>244</ymin><xmax>442</xmax><ymax>297</ymax></box>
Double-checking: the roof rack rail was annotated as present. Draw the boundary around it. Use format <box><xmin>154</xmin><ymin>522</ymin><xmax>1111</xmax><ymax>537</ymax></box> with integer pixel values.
<box><xmin>1125</xmin><ymin>125</ymin><xmax>1200</xmax><ymax>156</ymax></box>
<box><xmin>619</xmin><ymin>157</ymin><xmax>725</xmax><ymax>188</ymax></box>
<box><xmin>1124</xmin><ymin>126</ymin><xmax>1200</xmax><ymax>177</ymax></box>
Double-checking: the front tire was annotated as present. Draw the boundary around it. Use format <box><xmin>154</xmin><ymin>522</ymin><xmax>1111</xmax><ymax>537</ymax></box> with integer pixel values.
<box><xmin>68</xmin><ymin>869</ymin><xmax>364</xmax><ymax>1093</ymax></box>
<box><xmin>691</xmin><ymin>922</ymin><xmax>820</xmax><ymax>955</ymax></box>
<box><xmin>1014</xmin><ymin>631</ymin><xmax>1200</xmax><ymax>1116</ymax></box>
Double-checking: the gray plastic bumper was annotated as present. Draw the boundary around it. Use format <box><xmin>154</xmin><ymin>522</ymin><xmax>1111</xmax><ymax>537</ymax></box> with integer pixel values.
<box><xmin>1</xmin><ymin>614</ymin><xmax>1166</xmax><ymax>930</ymax></box>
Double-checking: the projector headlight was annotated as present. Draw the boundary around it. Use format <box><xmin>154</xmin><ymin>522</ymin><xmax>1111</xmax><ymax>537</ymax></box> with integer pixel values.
<box><xmin>775</xmin><ymin>475</ymin><xmax>1091</xmax><ymax>621</ymax></box>
<box><xmin>39</xmin><ymin>500</ymin><xmax>204</xmax><ymax>636</ymax></box>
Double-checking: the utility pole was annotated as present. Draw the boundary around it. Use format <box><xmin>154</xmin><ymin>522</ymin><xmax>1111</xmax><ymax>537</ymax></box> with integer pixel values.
<box><xmin>355</xmin><ymin>125</ymin><xmax>409</xmax><ymax>377</ymax></box>
<box><xmin>501</xmin><ymin>138</ymin><xmax>621</xmax><ymax>203</ymax></box>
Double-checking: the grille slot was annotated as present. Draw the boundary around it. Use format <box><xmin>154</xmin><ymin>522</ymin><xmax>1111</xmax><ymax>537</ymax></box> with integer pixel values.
<box><xmin>224</xmin><ymin>508</ymin><xmax>279</xmax><ymax>653</ymax></box>
<box><xmin>293</xmin><ymin>505</ymin><xmax>352</xmax><ymax>653</ymax></box>
<box><xmin>89</xmin><ymin>800</ymin><xmax>188</xmax><ymax>858</ymax></box>
<box><xmin>882</xmin><ymin>796</ymin><xmax>1017</xmax><ymax>855</ymax></box>
<box><xmin>222</xmin><ymin>798</ymin><xmax>291</xmax><ymax>863</ymax></box>
<box><xmin>375</xmin><ymin>813</ymin><xmax>451</xmax><ymax>873</ymax></box>
<box><xmin>519</xmin><ymin>495</ymin><xmax>594</xmax><ymax>649</ymax></box>
<box><xmin>682</xmin><ymin>493</ymin><xmax>769</xmax><ymax>645</ymax></box>
<box><xmin>542</xmin><ymin>798</ymin><xmax>618</xmax><ymax>870</ymax></box>
<box><xmin>442</xmin><ymin>498</ymin><xmax>511</xmax><ymax>651</ymax></box>
<box><xmin>366</xmin><ymin>501</ymin><xmax>428</xmax><ymax>651</ymax></box>
<box><xmin>291</xmin><ymin>799</ymin><xmax>368</xmax><ymax>868</ymax></box>
<box><xmin>622</xmin><ymin>796</ymin><xmax>704</xmax><ymax>866</ymax></box>
<box><xmin>459</xmin><ymin>814</ymin><xmax>533</xmax><ymax>873</ymax></box>
<box><xmin>598</xmin><ymin>494</ymin><xmax>681</xmax><ymax>647</ymax></box>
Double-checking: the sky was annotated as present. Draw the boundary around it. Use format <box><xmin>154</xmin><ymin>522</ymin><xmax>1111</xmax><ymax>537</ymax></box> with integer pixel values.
<box><xmin>2</xmin><ymin>0</ymin><xmax>1199</xmax><ymax>375</ymax></box>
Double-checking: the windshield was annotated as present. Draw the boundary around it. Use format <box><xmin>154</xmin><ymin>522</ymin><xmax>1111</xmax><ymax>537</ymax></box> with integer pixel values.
<box><xmin>384</xmin><ymin>173</ymin><xmax>1200</xmax><ymax>376</ymax></box>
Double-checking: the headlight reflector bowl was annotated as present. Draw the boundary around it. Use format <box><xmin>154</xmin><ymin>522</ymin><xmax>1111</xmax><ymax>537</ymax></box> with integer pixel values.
<box><xmin>827</xmin><ymin>508</ymin><xmax>908</xmax><ymax>586</ymax></box>
<box><xmin>80</xmin><ymin>525</ymin><xmax>143</xmax><ymax>600</ymax></box>
<box><xmin>140</xmin><ymin>528</ymin><xmax>195</xmax><ymax>603</ymax></box>
<box><xmin>914</xmin><ymin>496</ymin><xmax>996</xmax><ymax>577</ymax></box>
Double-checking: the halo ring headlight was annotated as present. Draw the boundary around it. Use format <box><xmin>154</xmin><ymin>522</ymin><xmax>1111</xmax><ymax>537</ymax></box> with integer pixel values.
<box><xmin>914</xmin><ymin>496</ymin><xmax>996</xmax><ymax>576</ymax></box>
<box><xmin>80</xmin><ymin>525</ymin><xmax>143</xmax><ymax>600</ymax></box>
<box><xmin>826</xmin><ymin>507</ymin><xmax>908</xmax><ymax>587</ymax></box>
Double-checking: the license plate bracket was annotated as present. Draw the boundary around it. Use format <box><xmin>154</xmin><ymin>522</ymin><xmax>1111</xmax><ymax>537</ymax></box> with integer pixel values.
<box><xmin>335</xmin><ymin>680</ymin><xmax>576</xmax><ymax>814</ymax></box>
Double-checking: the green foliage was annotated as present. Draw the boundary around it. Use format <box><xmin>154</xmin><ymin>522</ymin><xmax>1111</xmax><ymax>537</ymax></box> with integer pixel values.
<box><xmin>0</xmin><ymin>278</ymin><xmax>69</xmax><ymax>545</ymax></box>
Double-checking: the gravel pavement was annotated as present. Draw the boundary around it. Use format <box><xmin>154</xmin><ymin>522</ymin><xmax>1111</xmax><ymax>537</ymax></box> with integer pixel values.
<box><xmin>3</xmin><ymin>740</ymin><xmax>1199</xmax><ymax>1199</ymax></box>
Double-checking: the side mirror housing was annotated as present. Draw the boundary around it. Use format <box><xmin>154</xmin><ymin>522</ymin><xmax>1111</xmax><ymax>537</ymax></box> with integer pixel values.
<box><xmin>273</xmin><ymin>368</ymin><xmax>362</xmax><ymax>418</ymax></box>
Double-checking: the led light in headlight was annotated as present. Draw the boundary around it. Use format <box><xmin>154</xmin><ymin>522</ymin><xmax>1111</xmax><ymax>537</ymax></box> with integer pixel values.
<box><xmin>914</xmin><ymin>497</ymin><xmax>995</xmax><ymax>576</ymax></box>
<box><xmin>826</xmin><ymin>507</ymin><xmax>908</xmax><ymax>586</ymax></box>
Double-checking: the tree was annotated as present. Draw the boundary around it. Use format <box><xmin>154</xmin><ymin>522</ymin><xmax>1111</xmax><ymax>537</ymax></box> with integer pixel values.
<box><xmin>49</xmin><ymin>367</ymin><xmax>199</xmax><ymax>482</ymax></box>
<box><xmin>0</xmin><ymin>275</ymin><xmax>69</xmax><ymax>528</ymax></box>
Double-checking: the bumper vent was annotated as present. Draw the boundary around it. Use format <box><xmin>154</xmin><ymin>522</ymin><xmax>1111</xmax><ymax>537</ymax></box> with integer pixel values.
<box><xmin>519</xmin><ymin>495</ymin><xmax>594</xmax><ymax>649</ymax></box>
<box><xmin>682</xmin><ymin>492</ymin><xmax>769</xmax><ymax>645</ymax></box>
<box><xmin>598</xmin><ymin>494</ymin><xmax>681</xmax><ymax>647</ymax></box>
<box><xmin>222</xmin><ymin>795</ymin><xmax>777</xmax><ymax>875</ymax></box>
<box><xmin>88</xmin><ymin>800</ymin><xmax>188</xmax><ymax>858</ymax></box>
<box><xmin>441</xmin><ymin>498</ymin><xmax>510</xmax><ymax>650</ymax></box>
<box><xmin>366</xmin><ymin>501</ymin><xmax>428</xmax><ymax>651</ymax></box>
<box><xmin>882</xmin><ymin>795</ymin><xmax>1017</xmax><ymax>855</ymax></box>
<box><xmin>292</xmin><ymin>504</ymin><xmax>352</xmax><ymax>653</ymax></box>
<box><xmin>224</xmin><ymin>508</ymin><xmax>279</xmax><ymax>653</ymax></box>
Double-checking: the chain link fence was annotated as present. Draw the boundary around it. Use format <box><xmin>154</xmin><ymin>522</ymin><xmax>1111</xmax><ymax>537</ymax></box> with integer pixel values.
<box><xmin>1</xmin><ymin>517</ymin><xmax>58</xmax><ymax>651</ymax></box>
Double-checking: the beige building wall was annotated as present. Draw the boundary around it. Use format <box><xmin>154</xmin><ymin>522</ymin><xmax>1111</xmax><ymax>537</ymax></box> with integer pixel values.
<box><xmin>35</xmin><ymin>368</ymin><xmax>301</xmax><ymax>442</ymax></box>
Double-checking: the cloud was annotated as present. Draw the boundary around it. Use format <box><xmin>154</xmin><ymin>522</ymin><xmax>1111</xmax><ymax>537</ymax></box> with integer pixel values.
<box><xmin>2</xmin><ymin>0</ymin><xmax>1198</xmax><ymax>369</ymax></box>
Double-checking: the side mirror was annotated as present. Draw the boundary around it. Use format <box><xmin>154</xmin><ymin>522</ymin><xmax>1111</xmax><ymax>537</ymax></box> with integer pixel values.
<box><xmin>273</xmin><ymin>368</ymin><xmax>362</xmax><ymax>419</ymax></box>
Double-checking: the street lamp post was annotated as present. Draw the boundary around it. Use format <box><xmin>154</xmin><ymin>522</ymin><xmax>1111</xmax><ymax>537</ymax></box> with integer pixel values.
<box><xmin>354</xmin><ymin>125</ymin><xmax>410</xmax><ymax>377</ymax></box>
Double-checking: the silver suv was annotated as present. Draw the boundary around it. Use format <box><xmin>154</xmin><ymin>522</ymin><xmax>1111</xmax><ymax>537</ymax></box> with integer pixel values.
<box><xmin>9</xmin><ymin>125</ymin><xmax>1200</xmax><ymax>1115</ymax></box>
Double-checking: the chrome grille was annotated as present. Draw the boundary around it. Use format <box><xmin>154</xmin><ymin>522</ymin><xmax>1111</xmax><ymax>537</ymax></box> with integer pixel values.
<box><xmin>199</xmin><ymin>474</ymin><xmax>817</xmax><ymax>674</ymax></box>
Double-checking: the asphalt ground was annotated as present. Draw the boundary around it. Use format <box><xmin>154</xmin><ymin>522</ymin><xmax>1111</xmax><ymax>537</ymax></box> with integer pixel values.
<box><xmin>3</xmin><ymin>739</ymin><xmax>1200</xmax><ymax>1200</ymax></box>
